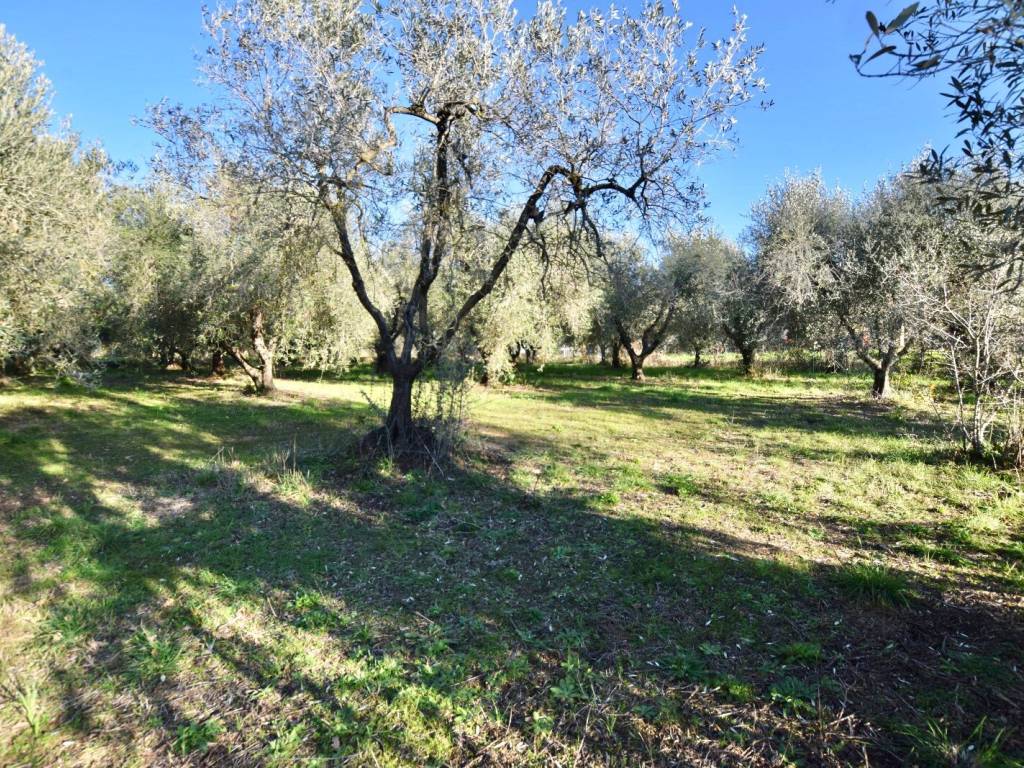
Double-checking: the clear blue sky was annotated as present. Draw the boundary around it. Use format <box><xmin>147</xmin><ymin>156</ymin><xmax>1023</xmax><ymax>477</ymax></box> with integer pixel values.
<box><xmin>2</xmin><ymin>1</ymin><xmax>955</xmax><ymax>241</ymax></box>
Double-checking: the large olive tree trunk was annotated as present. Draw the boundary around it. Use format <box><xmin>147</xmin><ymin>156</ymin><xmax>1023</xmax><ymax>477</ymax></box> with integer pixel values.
<box><xmin>722</xmin><ymin>321</ymin><xmax>759</xmax><ymax>376</ymax></box>
<box><xmin>385</xmin><ymin>364</ymin><xmax>420</xmax><ymax>446</ymax></box>
<box><xmin>157</xmin><ymin>343</ymin><xmax>173</xmax><ymax>369</ymax></box>
<box><xmin>178</xmin><ymin>347</ymin><xmax>196</xmax><ymax>375</ymax></box>
<box><xmin>872</xmin><ymin>363</ymin><xmax>892</xmax><ymax>398</ymax></box>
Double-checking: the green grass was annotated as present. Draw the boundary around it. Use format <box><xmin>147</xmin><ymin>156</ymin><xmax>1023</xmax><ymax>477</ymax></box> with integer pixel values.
<box><xmin>174</xmin><ymin>718</ymin><xmax>223</xmax><ymax>756</ymax></box>
<box><xmin>832</xmin><ymin>562</ymin><xmax>914</xmax><ymax>606</ymax></box>
<box><xmin>0</xmin><ymin>362</ymin><xmax>1022</xmax><ymax>766</ymax></box>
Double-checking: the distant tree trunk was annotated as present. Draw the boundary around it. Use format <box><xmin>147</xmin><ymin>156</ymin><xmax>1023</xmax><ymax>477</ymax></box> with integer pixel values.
<box><xmin>178</xmin><ymin>348</ymin><xmax>196</xmax><ymax>375</ymax></box>
<box><xmin>622</xmin><ymin>344</ymin><xmax>647</xmax><ymax>381</ymax></box>
<box><xmin>373</xmin><ymin>336</ymin><xmax>389</xmax><ymax>375</ymax></box>
<box><xmin>7</xmin><ymin>353</ymin><xmax>33</xmax><ymax>376</ymax></box>
<box><xmin>252</xmin><ymin>330</ymin><xmax>276</xmax><ymax>394</ymax></box>
<box><xmin>872</xmin><ymin>363</ymin><xmax>892</xmax><ymax>398</ymax></box>
<box><xmin>227</xmin><ymin>309</ymin><xmax>277</xmax><ymax>395</ymax></box>
<box><xmin>739</xmin><ymin>346</ymin><xmax>756</xmax><ymax>374</ymax></box>
<box><xmin>871</xmin><ymin>345</ymin><xmax>903</xmax><ymax>399</ymax></box>
<box><xmin>722</xmin><ymin>323</ymin><xmax>757</xmax><ymax>376</ymax></box>
<box><xmin>692</xmin><ymin>344</ymin><xmax>704</xmax><ymax>368</ymax></box>
<box><xmin>211</xmin><ymin>348</ymin><xmax>227</xmax><ymax>377</ymax></box>
<box><xmin>615</xmin><ymin>310</ymin><xmax>676</xmax><ymax>383</ymax></box>
<box><xmin>839</xmin><ymin>315</ymin><xmax>909</xmax><ymax>399</ymax></box>
<box><xmin>478</xmin><ymin>346</ymin><xmax>491</xmax><ymax>386</ymax></box>
<box><xmin>611</xmin><ymin>344</ymin><xmax>623</xmax><ymax>369</ymax></box>
<box><xmin>911</xmin><ymin>342</ymin><xmax>928</xmax><ymax>374</ymax></box>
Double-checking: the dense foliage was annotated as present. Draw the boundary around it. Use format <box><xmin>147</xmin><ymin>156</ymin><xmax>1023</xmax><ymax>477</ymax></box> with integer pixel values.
<box><xmin>0</xmin><ymin>25</ymin><xmax>109</xmax><ymax>374</ymax></box>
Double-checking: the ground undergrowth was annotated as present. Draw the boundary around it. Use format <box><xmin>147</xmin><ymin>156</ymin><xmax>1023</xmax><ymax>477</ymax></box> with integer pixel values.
<box><xmin>1</xmin><ymin>363</ymin><xmax>1021</xmax><ymax>766</ymax></box>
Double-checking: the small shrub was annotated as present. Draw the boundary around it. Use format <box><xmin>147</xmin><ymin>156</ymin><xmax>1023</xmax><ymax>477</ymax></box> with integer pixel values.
<box><xmin>290</xmin><ymin>590</ymin><xmax>336</xmax><ymax>630</ymax></box>
<box><xmin>714</xmin><ymin>675</ymin><xmax>755</xmax><ymax>703</ymax></box>
<box><xmin>769</xmin><ymin>676</ymin><xmax>816</xmax><ymax>716</ymax></box>
<box><xmin>898</xmin><ymin>717</ymin><xmax>1010</xmax><ymax>768</ymax></box>
<box><xmin>10</xmin><ymin>678</ymin><xmax>47</xmax><ymax>737</ymax></box>
<box><xmin>592</xmin><ymin>490</ymin><xmax>620</xmax><ymax>509</ymax></box>
<box><xmin>666</xmin><ymin>649</ymin><xmax>708</xmax><ymax>682</ymax></box>
<box><xmin>266</xmin><ymin>722</ymin><xmax>307</xmax><ymax>766</ymax></box>
<box><xmin>529</xmin><ymin>709</ymin><xmax>555</xmax><ymax>736</ymax></box>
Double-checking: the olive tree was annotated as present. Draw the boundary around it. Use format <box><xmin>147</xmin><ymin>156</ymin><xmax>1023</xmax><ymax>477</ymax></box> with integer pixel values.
<box><xmin>719</xmin><ymin>255</ymin><xmax>774</xmax><ymax>374</ymax></box>
<box><xmin>0</xmin><ymin>25</ymin><xmax>108</xmax><ymax>374</ymax></box>
<box><xmin>105</xmin><ymin>186</ymin><xmax>207</xmax><ymax>370</ymax></box>
<box><xmin>186</xmin><ymin>179</ymin><xmax>314</xmax><ymax>394</ymax></box>
<box><xmin>467</xmin><ymin>249</ymin><xmax>593</xmax><ymax>384</ymax></box>
<box><xmin>152</xmin><ymin>0</ymin><xmax>765</xmax><ymax>451</ymax></box>
<box><xmin>751</xmin><ymin>172</ymin><xmax>939</xmax><ymax>396</ymax></box>
<box><xmin>191</xmin><ymin>176</ymin><xmax>378</xmax><ymax>394</ymax></box>
<box><xmin>671</xmin><ymin>233</ymin><xmax>740</xmax><ymax>368</ymax></box>
<box><xmin>598</xmin><ymin>241</ymin><xmax>688</xmax><ymax>381</ymax></box>
<box><xmin>927</xmin><ymin>270</ymin><xmax>1024</xmax><ymax>464</ymax></box>
<box><xmin>906</xmin><ymin>205</ymin><xmax>1024</xmax><ymax>464</ymax></box>
<box><xmin>107</xmin><ymin>180</ymin><xmax>374</xmax><ymax>388</ymax></box>
<box><xmin>843</xmin><ymin>173</ymin><xmax>943</xmax><ymax>396</ymax></box>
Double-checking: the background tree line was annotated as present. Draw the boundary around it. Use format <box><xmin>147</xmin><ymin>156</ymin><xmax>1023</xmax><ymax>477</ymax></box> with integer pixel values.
<box><xmin>2</xmin><ymin>0</ymin><xmax>1022</xmax><ymax>468</ymax></box>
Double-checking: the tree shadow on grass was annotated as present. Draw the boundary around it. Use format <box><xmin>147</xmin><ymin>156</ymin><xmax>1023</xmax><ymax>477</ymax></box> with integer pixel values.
<box><xmin>0</xmin><ymin>380</ymin><xmax>1021</xmax><ymax>766</ymax></box>
<box><xmin>533</xmin><ymin>379</ymin><xmax>933</xmax><ymax>440</ymax></box>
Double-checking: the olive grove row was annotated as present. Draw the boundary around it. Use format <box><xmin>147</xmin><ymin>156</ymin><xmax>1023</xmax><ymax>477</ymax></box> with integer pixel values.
<box><xmin>2</xmin><ymin>0</ymin><xmax>1022</xmax><ymax>465</ymax></box>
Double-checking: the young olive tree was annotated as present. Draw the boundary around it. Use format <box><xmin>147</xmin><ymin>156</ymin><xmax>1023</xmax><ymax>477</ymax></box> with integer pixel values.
<box><xmin>719</xmin><ymin>255</ymin><xmax>774</xmax><ymax>374</ymax></box>
<box><xmin>671</xmin><ymin>233</ymin><xmax>740</xmax><ymax>368</ymax></box>
<box><xmin>598</xmin><ymin>241</ymin><xmax>688</xmax><ymax>381</ymax></box>
<box><xmin>0</xmin><ymin>26</ymin><xmax>109</xmax><ymax>374</ymax></box>
<box><xmin>928</xmin><ymin>271</ymin><xmax>1024</xmax><ymax>464</ymax></box>
<box><xmin>152</xmin><ymin>0</ymin><xmax>764</xmax><ymax>451</ymax></box>
<box><xmin>907</xmin><ymin>208</ymin><xmax>1024</xmax><ymax>465</ymax></box>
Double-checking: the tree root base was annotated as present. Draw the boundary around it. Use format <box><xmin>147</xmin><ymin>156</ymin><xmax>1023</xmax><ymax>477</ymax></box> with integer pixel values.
<box><xmin>358</xmin><ymin>424</ymin><xmax>447</xmax><ymax>471</ymax></box>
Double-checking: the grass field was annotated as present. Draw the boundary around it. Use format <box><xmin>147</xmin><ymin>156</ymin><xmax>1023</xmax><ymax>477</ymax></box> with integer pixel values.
<box><xmin>1</xmin><ymin>363</ymin><xmax>1022</xmax><ymax>766</ymax></box>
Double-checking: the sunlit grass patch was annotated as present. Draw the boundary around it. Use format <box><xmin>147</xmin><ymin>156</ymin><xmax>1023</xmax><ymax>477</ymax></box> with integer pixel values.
<box><xmin>660</xmin><ymin>471</ymin><xmax>701</xmax><ymax>497</ymax></box>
